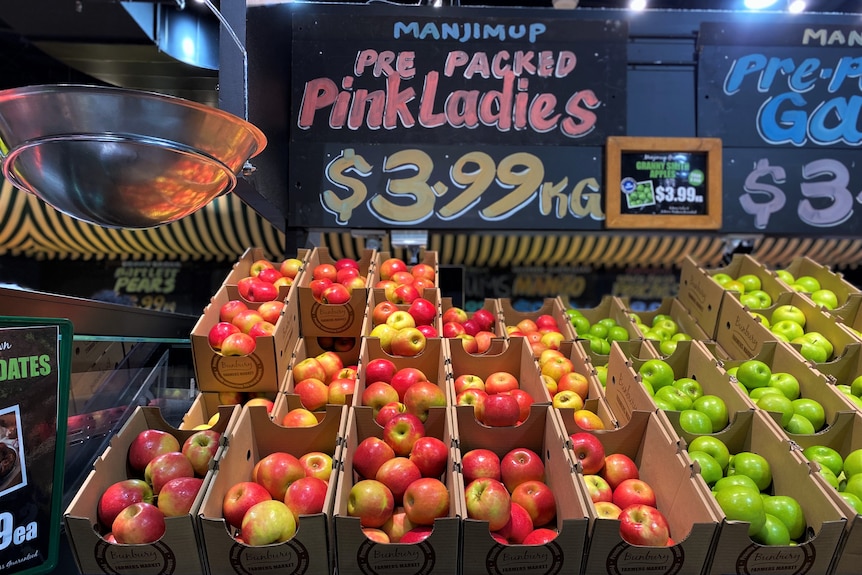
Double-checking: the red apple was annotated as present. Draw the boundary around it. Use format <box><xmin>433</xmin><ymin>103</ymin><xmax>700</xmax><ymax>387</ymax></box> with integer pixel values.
<box><xmin>379</xmin><ymin>258</ymin><xmax>408</xmax><ymax>280</ymax></box>
<box><xmin>128</xmin><ymin>429</ymin><xmax>181</xmax><ymax>473</ymax></box>
<box><xmin>497</xmin><ymin>501</ymin><xmax>534</xmax><ymax>544</ymax></box>
<box><xmin>407</xmin><ymin>297</ymin><xmax>437</xmax><ymax>326</ymax></box>
<box><xmin>98</xmin><ymin>479</ymin><xmax>154</xmax><ymax>529</ymax></box>
<box><xmin>257</xmin><ymin>267</ymin><xmax>283</xmax><ymax>284</ymax></box>
<box><xmin>222</xmin><ymin>481</ymin><xmax>272</xmax><ymax>529</ymax></box>
<box><xmin>403</xmin><ymin>381</ymin><xmax>446</xmax><ymax>422</ymax></box>
<box><xmin>299</xmin><ymin>451</ymin><xmax>333</xmax><ymax>482</ymax></box>
<box><xmin>336</xmin><ymin>266</ymin><xmax>360</xmax><ymax>284</ymax></box>
<box><xmin>523</xmin><ymin>527</ymin><xmax>558</xmax><ymax>545</ymax></box>
<box><xmin>208</xmin><ymin>321</ymin><xmax>241</xmax><ymax>351</ymax></box>
<box><xmin>569</xmin><ymin>432</ymin><xmax>606</xmax><ymax>475</ymax></box>
<box><xmin>241</xmin><ymin>499</ymin><xmax>297</xmax><ymax>545</ymax></box>
<box><xmin>481</xmin><ymin>393</ymin><xmax>521</xmax><ymax>427</ymax></box>
<box><xmin>182</xmin><ymin>429</ymin><xmax>221</xmax><ymax>476</ymax></box>
<box><xmin>158</xmin><ymin>476</ymin><xmax>204</xmax><ymax>517</ymax></box>
<box><xmin>390</xmin><ymin>367</ymin><xmax>429</xmax><ymax>402</ymax></box>
<box><xmin>416</xmin><ymin>324</ymin><xmax>439</xmax><ymax>339</ymax></box>
<box><xmin>454</xmin><ymin>374</ymin><xmax>485</xmax><ymax>394</ymax></box>
<box><xmin>506</xmin><ymin>389</ymin><xmax>534</xmax><ymax>423</ymax></box>
<box><xmin>250</xmin><ymin>259</ymin><xmax>275</xmax><ymax>277</ymax></box>
<box><xmin>279</xmin><ymin>257</ymin><xmax>304</xmax><ymax>279</ymax></box>
<box><xmin>312</xmin><ymin>263</ymin><xmax>338</xmax><ymax>282</ymax></box>
<box><xmin>409</xmin><ymin>436</ymin><xmax>449</xmax><ymax>478</ymax></box>
<box><xmin>613</xmin><ymin>478</ymin><xmax>657</xmax><ymax>510</ymax></box>
<box><xmin>320</xmin><ymin>283</ymin><xmax>352</xmax><ymax>304</ymax></box>
<box><xmin>442</xmin><ymin>321</ymin><xmax>467</xmax><ymax>338</ymax></box>
<box><xmin>583</xmin><ymin>474</ymin><xmax>614</xmax><ymax>503</ymax></box>
<box><xmin>391</xmin><ymin>271</ymin><xmax>415</xmax><ymax>286</ymax></box>
<box><xmin>390</xmin><ymin>327</ymin><xmax>426</xmax><ymax>356</ymax></box>
<box><xmin>253</xmin><ymin>452</ymin><xmax>305</xmax><ymax>501</ymax></box>
<box><xmin>347</xmin><ymin>479</ymin><xmax>395</xmax><ymax>528</ymax></box>
<box><xmin>472</xmin><ymin>308</ymin><xmax>496</xmax><ymax>332</ymax></box>
<box><xmin>403</xmin><ymin>477</ymin><xmax>449</xmax><ymax>525</ymax></box>
<box><xmin>144</xmin><ymin>451</ymin><xmax>195</xmax><ymax>495</ymax></box>
<box><xmin>601</xmin><ymin>453</ymin><xmax>639</xmax><ymax>491</ymax></box>
<box><xmin>220</xmin><ymin>332</ymin><xmax>257</xmax><ymax>356</ymax></box>
<box><xmin>111</xmin><ymin>502</ymin><xmax>166</xmax><ymax>544</ymax></box>
<box><xmin>517</xmin><ymin>319</ymin><xmax>539</xmax><ymax>334</ymax></box>
<box><xmin>315</xmin><ymin>351</ymin><xmax>344</xmax><ymax>382</ymax></box>
<box><xmin>218</xmin><ymin>391</ymin><xmax>246</xmax><ymax>406</ymax></box>
<box><xmin>400</xmin><ymin>525</ymin><xmax>434</xmax><ymax>543</ymax></box>
<box><xmin>441</xmin><ymin>307</ymin><xmax>469</xmax><ymax>325</ymax></box>
<box><xmin>292</xmin><ymin>357</ymin><xmax>327</xmax><ymax>383</ymax></box>
<box><xmin>258</xmin><ymin>301</ymin><xmax>285</xmax><ymax>324</ymax></box>
<box><xmin>457</xmin><ymin>334</ymin><xmax>479</xmax><ymax>354</ymax></box>
<box><xmin>461</xmin><ymin>448</ymin><xmax>502</xmax><ymax>484</ymax></box>
<box><xmin>335</xmin><ymin>257</ymin><xmax>360</xmax><ymax>272</ymax></box>
<box><xmin>342</xmin><ymin>276</ymin><xmax>366</xmax><ymax>292</ymax></box>
<box><xmin>246</xmin><ymin>280</ymin><xmax>279</xmax><ymax>303</ymax></box>
<box><xmin>353</xmin><ymin>436</ymin><xmax>396</xmax><ymax>480</ymax></box>
<box><xmin>372</xmin><ymin>300</ymin><xmax>399</xmax><ymax>326</ymax></box>
<box><xmin>236</xmin><ymin>276</ymin><xmax>259</xmax><ymax>301</ymax></box>
<box><xmin>281</xmin><ymin>408</ymin><xmax>318</xmax><ymax>427</ymax></box>
<box><xmin>391</xmin><ymin>284</ymin><xmax>421</xmax><ymax>305</ymax></box>
<box><xmin>382</xmin><ymin>510</ymin><xmax>415</xmax><ymax>543</ymax></box>
<box><xmin>361</xmin><ymin>381</ymin><xmax>400</xmax><ymax>419</ymax></box>
<box><xmin>484</xmin><ymin>371</ymin><xmax>519</xmax><ymax>395</ymax></box>
<box><xmin>375</xmin><ymin>457</ymin><xmax>422</xmax><ymax>505</ymax></box>
<box><xmin>574</xmin><ymin>409</ymin><xmax>606</xmax><ymax>431</ymax></box>
<box><xmin>382</xmin><ymin>413</ymin><xmax>425</xmax><ymax>457</ymax></box>
<box><xmin>511</xmin><ymin>480</ymin><xmax>556</xmax><ymax>527</ymax></box>
<box><xmin>309</xmin><ymin>278</ymin><xmax>333</xmax><ymax>300</ymax></box>
<box><xmin>501</xmin><ymin>447</ymin><xmax>545</xmax><ymax>492</ymax></box>
<box><xmin>246</xmin><ymin>396</ymin><xmax>275</xmax><ymax>413</ymax></box>
<box><xmin>327</xmin><ymin>377</ymin><xmax>356</xmax><ymax>406</ymax></box>
<box><xmin>284</xmin><ymin>476</ymin><xmax>329</xmax><ymax>519</ymax></box>
<box><xmin>364</xmin><ymin>358</ymin><xmax>397</xmax><ymax>385</ymax></box>
<box><xmin>464</xmin><ymin>477</ymin><xmax>512</xmax><ymax>532</ymax></box>
<box><xmin>474</xmin><ymin>331</ymin><xmax>495</xmax><ymax>354</ymax></box>
<box><xmin>456</xmin><ymin>389</ymin><xmax>488</xmax><ymax>423</ymax></box>
<box><xmin>363</xmin><ymin>527</ymin><xmax>390</xmax><ymax>543</ymax></box>
<box><xmin>375</xmin><ymin>401</ymin><xmax>407</xmax><ymax>427</ymax></box>
<box><xmin>618</xmin><ymin>504</ymin><xmax>670</xmax><ymax>546</ymax></box>
<box><xmin>557</xmin><ymin>372</ymin><xmax>590</xmax><ymax>401</ymax></box>
<box><xmin>294</xmin><ymin>377</ymin><xmax>329</xmax><ymax>411</ymax></box>
<box><xmin>219</xmin><ymin>299</ymin><xmax>249</xmax><ymax>323</ymax></box>
<box><xmin>541</xmin><ymin>356</ymin><xmax>574</xmax><ymax>383</ymax></box>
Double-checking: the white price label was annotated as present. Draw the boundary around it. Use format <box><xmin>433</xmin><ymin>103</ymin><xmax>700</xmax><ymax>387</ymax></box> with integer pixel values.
<box><xmin>655</xmin><ymin>185</ymin><xmax>703</xmax><ymax>204</ymax></box>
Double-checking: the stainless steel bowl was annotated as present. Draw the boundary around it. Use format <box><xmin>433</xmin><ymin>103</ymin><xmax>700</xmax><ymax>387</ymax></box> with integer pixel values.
<box><xmin>0</xmin><ymin>84</ymin><xmax>267</xmax><ymax>228</ymax></box>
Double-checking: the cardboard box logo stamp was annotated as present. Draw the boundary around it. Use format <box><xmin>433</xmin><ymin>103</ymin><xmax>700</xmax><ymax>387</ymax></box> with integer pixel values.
<box><xmin>308</xmin><ymin>301</ymin><xmax>358</xmax><ymax>334</ymax></box>
<box><xmin>735</xmin><ymin>542</ymin><xmax>815</xmax><ymax>574</ymax></box>
<box><xmin>605</xmin><ymin>540</ymin><xmax>685</xmax><ymax>575</ymax></box>
<box><xmin>227</xmin><ymin>539</ymin><xmax>311</xmax><ymax>573</ymax></box>
<box><xmin>93</xmin><ymin>528</ymin><xmax>177</xmax><ymax>574</ymax></box>
<box><xmin>355</xmin><ymin>538</ymin><xmax>435</xmax><ymax>573</ymax></box>
<box><xmin>209</xmin><ymin>354</ymin><xmax>266</xmax><ymax>389</ymax></box>
<box><xmin>485</xmin><ymin>540</ymin><xmax>565</xmax><ymax>574</ymax></box>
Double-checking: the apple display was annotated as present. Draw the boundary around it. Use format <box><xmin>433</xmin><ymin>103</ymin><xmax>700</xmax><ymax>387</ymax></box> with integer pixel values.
<box><xmin>111</xmin><ymin>502</ymin><xmax>166</xmax><ymax>545</ymax></box>
<box><xmin>241</xmin><ymin>499</ymin><xmax>297</xmax><ymax>545</ymax></box>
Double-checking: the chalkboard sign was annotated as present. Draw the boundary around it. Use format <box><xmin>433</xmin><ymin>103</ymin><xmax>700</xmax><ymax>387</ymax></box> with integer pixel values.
<box><xmin>605</xmin><ymin>137</ymin><xmax>722</xmax><ymax>230</ymax></box>
<box><xmin>0</xmin><ymin>317</ymin><xmax>71</xmax><ymax>575</ymax></box>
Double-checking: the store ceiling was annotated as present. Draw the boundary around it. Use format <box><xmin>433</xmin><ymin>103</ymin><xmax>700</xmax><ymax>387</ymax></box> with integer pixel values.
<box><xmin>0</xmin><ymin>0</ymin><xmax>860</xmax><ymax>109</ymax></box>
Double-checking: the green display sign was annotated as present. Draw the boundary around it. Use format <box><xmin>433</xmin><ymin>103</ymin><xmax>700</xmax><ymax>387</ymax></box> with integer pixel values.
<box><xmin>0</xmin><ymin>318</ymin><xmax>71</xmax><ymax>575</ymax></box>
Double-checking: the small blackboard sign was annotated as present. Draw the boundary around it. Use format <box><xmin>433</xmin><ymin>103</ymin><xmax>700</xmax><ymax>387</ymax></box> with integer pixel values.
<box><xmin>605</xmin><ymin>137</ymin><xmax>722</xmax><ymax>230</ymax></box>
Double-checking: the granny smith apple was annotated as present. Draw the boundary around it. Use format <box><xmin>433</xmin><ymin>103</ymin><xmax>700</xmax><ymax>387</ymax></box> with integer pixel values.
<box><xmin>598</xmin><ymin>317</ymin><xmax>618</xmax><ymax>330</ymax></box>
<box><xmin>785</xmin><ymin>413</ymin><xmax>816</xmax><ymax>435</ymax></box>
<box><xmin>655</xmin><ymin>385</ymin><xmax>693</xmax><ymax>411</ymax></box>
<box><xmin>850</xmin><ymin>374</ymin><xmax>862</xmax><ymax>397</ymax></box>
<box><xmin>679</xmin><ymin>409</ymin><xmax>714</xmax><ymax>434</ymax></box>
<box><xmin>652</xmin><ymin>314</ymin><xmax>674</xmax><ymax>326</ymax></box>
<box><xmin>818</xmin><ymin>465</ymin><xmax>840</xmax><ymax>489</ymax></box>
<box><xmin>735</xmin><ymin>359</ymin><xmax>772</xmax><ymax>391</ymax></box>
<box><xmin>770</xmin><ymin>320</ymin><xmax>805</xmax><ymax>342</ymax></box>
<box><xmin>845</xmin><ymin>394</ymin><xmax>862</xmax><ymax>410</ymax></box>
<box><xmin>752</xmin><ymin>512</ymin><xmax>792</xmax><ymax>546</ymax></box>
<box><xmin>836</xmin><ymin>384</ymin><xmax>852</xmax><ymax>395</ymax></box>
<box><xmin>638</xmin><ymin>359</ymin><xmax>676</xmax><ymax>392</ymax></box>
<box><xmin>689</xmin><ymin>435</ymin><xmax>731</xmax><ymax>471</ymax></box>
<box><xmin>594</xmin><ymin>365</ymin><xmax>608</xmax><ymax>387</ymax></box>
<box><xmin>724</xmin><ymin>280</ymin><xmax>746</xmax><ymax>294</ymax></box>
<box><xmin>793</xmin><ymin>275</ymin><xmax>822</xmax><ymax>293</ymax></box>
<box><xmin>713</xmin><ymin>474</ymin><xmax>760</xmax><ymax>493</ymax></box>
<box><xmin>749</xmin><ymin>387</ymin><xmax>784</xmax><ymax>400</ymax></box>
<box><xmin>607</xmin><ymin>325</ymin><xmax>630</xmax><ymax>343</ymax></box>
<box><xmin>794</xmin><ymin>331</ymin><xmax>834</xmax><ymax>359</ymax></box>
<box><xmin>659</xmin><ymin>339</ymin><xmax>679</xmax><ymax>356</ymax></box>
<box><xmin>653</xmin><ymin>397</ymin><xmax>676</xmax><ymax>411</ymax></box>
<box><xmin>768</xmin><ymin>372</ymin><xmax>800</xmax><ymax>400</ymax></box>
<box><xmin>770</xmin><ymin>305</ymin><xmax>806</xmax><ymax>328</ymax></box>
<box><xmin>588</xmin><ymin>323</ymin><xmax>609</xmax><ymax>339</ymax></box>
<box><xmin>775</xmin><ymin>269</ymin><xmax>795</xmax><ymax>284</ymax></box>
<box><xmin>810</xmin><ymin>289</ymin><xmax>839</xmax><ymax>310</ymax></box>
<box><xmin>842</xmin><ymin>448</ymin><xmax>862</xmax><ymax>479</ymax></box>
<box><xmin>674</xmin><ymin>377</ymin><xmax>704</xmax><ymax>402</ymax></box>
<box><xmin>842</xmin><ymin>474</ymin><xmax>862</xmax><ymax>503</ymax></box>
<box><xmin>570</xmin><ymin>314</ymin><xmax>590</xmax><ymax>335</ymax></box>
<box><xmin>712</xmin><ymin>273</ymin><xmax>734</xmax><ymax>286</ymax></box>
<box><xmin>689</xmin><ymin>450</ymin><xmax>723</xmax><ymax>487</ymax></box>
<box><xmin>749</xmin><ymin>311</ymin><xmax>770</xmax><ymax>328</ymax></box>
<box><xmin>692</xmin><ymin>394</ymin><xmax>729</xmax><ymax>433</ymax></box>
<box><xmin>762</xmin><ymin>494</ymin><xmax>806</xmax><ymax>540</ymax></box>
<box><xmin>791</xmin><ymin>398</ymin><xmax>826</xmax><ymax>431</ymax></box>
<box><xmin>728</xmin><ymin>451</ymin><xmax>772</xmax><ymax>491</ymax></box>
<box><xmin>672</xmin><ymin>332</ymin><xmax>693</xmax><ymax>343</ymax></box>
<box><xmin>756</xmin><ymin>394</ymin><xmax>795</xmax><ymax>429</ymax></box>
<box><xmin>715</xmin><ymin>485</ymin><xmax>766</xmax><ymax>536</ymax></box>
<box><xmin>840</xmin><ymin>491</ymin><xmax>862</xmax><ymax>514</ymax></box>
<box><xmin>737</xmin><ymin>274</ymin><xmax>763</xmax><ymax>293</ymax></box>
<box><xmin>791</xmin><ymin>335</ymin><xmax>830</xmax><ymax>363</ymax></box>
<box><xmin>801</xmin><ymin>445</ymin><xmax>843</xmax><ymax>478</ymax></box>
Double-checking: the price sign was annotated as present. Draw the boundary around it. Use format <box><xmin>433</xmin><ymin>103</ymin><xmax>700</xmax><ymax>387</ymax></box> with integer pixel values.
<box><xmin>605</xmin><ymin>137</ymin><xmax>723</xmax><ymax>230</ymax></box>
<box><xmin>0</xmin><ymin>318</ymin><xmax>71</xmax><ymax>575</ymax></box>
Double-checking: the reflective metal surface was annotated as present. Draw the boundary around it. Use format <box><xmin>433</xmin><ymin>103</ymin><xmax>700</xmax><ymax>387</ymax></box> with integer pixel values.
<box><xmin>0</xmin><ymin>84</ymin><xmax>266</xmax><ymax>228</ymax></box>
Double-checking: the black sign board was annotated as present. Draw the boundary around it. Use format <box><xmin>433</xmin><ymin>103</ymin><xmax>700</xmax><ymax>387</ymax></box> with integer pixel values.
<box><xmin>0</xmin><ymin>317</ymin><xmax>71</xmax><ymax>575</ymax></box>
<box><xmin>261</xmin><ymin>4</ymin><xmax>627</xmax><ymax>231</ymax></box>
<box><xmin>605</xmin><ymin>137</ymin><xmax>722</xmax><ymax>230</ymax></box>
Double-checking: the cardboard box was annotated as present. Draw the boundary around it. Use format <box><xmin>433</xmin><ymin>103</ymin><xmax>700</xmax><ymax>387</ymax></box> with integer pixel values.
<box><xmin>812</xmin><ymin>341</ymin><xmax>862</xmax><ymax>388</ymax></box>
<box><xmin>677</xmin><ymin>255</ymin><xmax>738</xmax><ymax>339</ymax></box>
<box><xmin>830</xmin><ymin>295</ymin><xmax>862</xmax><ymax>342</ymax></box>
<box><xmin>441</xmin><ymin>297</ymin><xmax>505</xmax><ymax>337</ymax></box>
<box><xmin>619</xmin><ymin>296</ymin><xmax>714</xmax><ymax>347</ymax></box>
<box><xmin>559</xmin><ymin>339</ymin><xmax>606</xmax><ymax>403</ymax></box>
<box><xmin>569</xmin><ymin>295</ymin><xmax>638</xmax><ymax>340</ymax></box>
<box><xmin>448</xmin><ymin>335</ymin><xmax>551</xmax><ymax>408</ymax></box>
<box><xmin>297</xmin><ymin>246</ymin><xmax>375</xmax><ymax>338</ymax></box>
<box><xmin>720</xmin><ymin>341</ymin><xmax>858</xmax><ymax>435</ymax></box>
<box><xmin>576</xmin><ymin>410</ymin><xmax>722</xmax><ymax>575</ymax></box>
<box><xmin>294</xmin><ymin>333</ymin><xmax>362</xmax><ymax>372</ymax></box>
<box><xmin>498</xmin><ymin>297</ymin><xmax>577</xmax><ymax>341</ymax></box>
<box><xmin>64</xmin><ymin>407</ymin><xmax>215</xmax><ymax>575</ymax></box>
<box><xmin>779</xmin><ymin>256</ymin><xmax>861</xmax><ymax>313</ymax></box>
<box><xmin>455</xmin><ymin>404</ymin><xmax>591</xmax><ymax>574</ymax></box>
<box><xmin>222</xmin><ymin>246</ymin><xmax>309</xmax><ymax>304</ymax></box>
<box><xmin>792</xmin><ymin>411</ymin><xmax>862</xmax><ymax>575</ymax></box>
<box><xmin>671</xmin><ymin>410</ymin><xmax>847</xmax><ymax>575</ymax></box>
<box><xmin>197</xmin><ymin>404</ymin><xmax>345</xmax><ymax>575</ymax></box>
<box><xmin>363</xmin><ymin>286</ymin><xmax>443</xmax><ymax>337</ymax></box>
<box><xmin>371</xmin><ymin>249</ymin><xmax>439</xmax><ymax>286</ymax></box>
<box><xmin>332</xmin><ymin>405</ymin><xmax>462</xmax><ymax>574</ymax></box>
<box><xmin>190</xmin><ymin>284</ymin><xmax>299</xmax><ymax>393</ymax></box>
<box><xmin>713</xmin><ymin>290</ymin><xmax>777</xmax><ymax>360</ymax></box>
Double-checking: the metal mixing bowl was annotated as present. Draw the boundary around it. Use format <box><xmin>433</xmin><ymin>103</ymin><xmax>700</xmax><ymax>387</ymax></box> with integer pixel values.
<box><xmin>0</xmin><ymin>84</ymin><xmax>267</xmax><ymax>228</ymax></box>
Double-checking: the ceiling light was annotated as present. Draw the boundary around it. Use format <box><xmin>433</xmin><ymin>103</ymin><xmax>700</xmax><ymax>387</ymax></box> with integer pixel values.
<box><xmin>744</xmin><ymin>0</ymin><xmax>780</xmax><ymax>9</ymax></box>
<box><xmin>553</xmin><ymin>0</ymin><xmax>579</xmax><ymax>8</ymax></box>
<box><xmin>788</xmin><ymin>0</ymin><xmax>806</xmax><ymax>12</ymax></box>
<box><xmin>630</xmin><ymin>0</ymin><xmax>647</xmax><ymax>10</ymax></box>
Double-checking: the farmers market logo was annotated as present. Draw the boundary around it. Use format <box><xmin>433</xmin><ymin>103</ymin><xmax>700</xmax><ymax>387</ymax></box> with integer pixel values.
<box><xmin>607</xmin><ymin>540</ymin><xmax>684</xmax><ymax>575</ymax></box>
<box><xmin>737</xmin><ymin>542</ymin><xmax>814</xmax><ymax>574</ymax></box>
<box><xmin>94</xmin><ymin>539</ymin><xmax>176</xmax><ymax>574</ymax></box>
<box><xmin>486</xmin><ymin>540</ymin><xmax>563</xmax><ymax>574</ymax></box>
<box><xmin>229</xmin><ymin>540</ymin><xmax>310</xmax><ymax>574</ymax></box>
<box><xmin>211</xmin><ymin>353</ymin><xmax>265</xmax><ymax>388</ymax></box>
<box><xmin>310</xmin><ymin>301</ymin><xmax>356</xmax><ymax>334</ymax></box>
<box><xmin>356</xmin><ymin>538</ymin><xmax>435</xmax><ymax>574</ymax></box>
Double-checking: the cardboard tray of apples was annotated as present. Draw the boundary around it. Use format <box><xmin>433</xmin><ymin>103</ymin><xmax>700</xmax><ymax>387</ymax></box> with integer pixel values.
<box><xmin>222</xmin><ymin>247</ymin><xmax>308</xmax><ymax>305</ymax></box>
<box><xmin>196</xmin><ymin>403</ymin><xmax>345</xmax><ymax>575</ymax></box>
<box><xmin>498</xmin><ymin>297</ymin><xmax>577</xmax><ymax>351</ymax></box>
<box><xmin>774</xmin><ymin>255</ymin><xmax>861</xmax><ymax>315</ymax></box>
<box><xmin>64</xmin><ymin>406</ymin><xmax>232</xmax><ymax>575</ymax></box>
<box><xmin>363</xmin><ymin>285</ymin><xmax>443</xmax><ymax>352</ymax></box>
<box><xmin>332</xmin><ymin>399</ymin><xmax>462</xmax><ymax>574</ymax></box>
<box><xmin>455</xmin><ymin>403</ymin><xmax>592</xmax><ymax>573</ymax></box>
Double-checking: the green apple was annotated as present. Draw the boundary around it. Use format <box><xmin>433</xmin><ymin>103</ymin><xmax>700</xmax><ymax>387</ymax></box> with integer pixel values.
<box><xmin>770</xmin><ymin>320</ymin><xmax>805</xmax><ymax>342</ymax></box>
<box><xmin>690</xmin><ymin>450</ymin><xmax>723</xmax><ymax>487</ymax></box>
<box><xmin>588</xmin><ymin>323</ymin><xmax>609</xmax><ymax>340</ymax></box>
<box><xmin>775</xmin><ymin>269</ymin><xmax>795</xmax><ymax>285</ymax></box>
<box><xmin>794</xmin><ymin>331</ymin><xmax>834</xmax><ymax>359</ymax></box>
<box><xmin>712</xmin><ymin>273</ymin><xmax>734</xmax><ymax>286</ymax></box>
<box><xmin>641</xmin><ymin>329</ymin><xmax>666</xmax><ymax>342</ymax></box>
<box><xmin>607</xmin><ymin>325</ymin><xmax>630</xmax><ymax>343</ymax></box>
<box><xmin>689</xmin><ymin>435</ymin><xmax>731</xmax><ymax>471</ymax></box>
<box><xmin>565</xmin><ymin>308</ymin><xmax>582</xmax><ymax>323</ymax></box>
<box><xmin>598</xmin><ymin>317</ymin><xmax>618</xmax><ymax>329</ymax></box>
<box><xmin>655</xmin><ymin>385</ymin><xmax>693</xmax><ymax>411</ymax></box>
<box><xmin>584</xmin><ymin>334</ymin><xmax>611</xmax><ymax>355</ymax></box>
<box><xmin>842</xmin><ymin>448</ymin><xmax>862</xmax><ymax>479</ymax></box>
<box><xmin>692</xmin><ymin>394</ymin><xmax>729</xmax><ymax>433</ymax></box>
<box><xmin>659</xmin><ymin>339</ymin><xmax>679</xmax><ymax>356</ymax></box>
<box><xmin>653</xmin><ymin>397</ymin><xmax>676</xmax><ymax>411</ymax></box>
<box><xmin>735</xmin><ymin>359</ymin><xmax>772</xmax><ymax>391</ymax></box>
<box><xmin>836</xmin><ymin>384</ymin><xmax>852</xmax><ymax>395</ymax></box>
<box><xmin>785</xmin><ymin>413</ymin><xmax>816</xmax><ymax>435</ymax></box>
<box><xmin>728</xmin><ymin>451</ymin><xmax>772</xmax><ymax>491</ymax></box>
<box><xmin>791</xmin><ymin>398</ymin><xmax>826</xmax><ymax>431</ymax></box>
<box><xmin>715</xmin><ymin>485</ymin><xmax>766</xmax><ymax>536</ymax></box>
<box><xmin>845</xmin><ymin>394</ymin><xmax>862</xmax><ymax>410</ymax></box>
<box><xmin>679</xmin><ymin>409</ymin><xmax>714</xmax><ymax>434</ymax></box>
<box><xmin>674</xmin><ymin>377</ymin><xmax>704</xmax><ymax>402</ymax></box>
<box><xmin>749</xmin><ymin>387</ymin><xmax>784</xmax><ymax>400</ymax></box>
<box><xmin>638</xmin><ymin>359</ymin><xmax>676</xmax><ymax>392</ymax></box>
<box><xmin>768</xmin><ymin>372</ymin><xmax>800</xmax><ymax>400</ymax></box>
<box><xmin>749</xmin><ymin>311</ymin><xmax>771</xmax><ymax>328</ymax></box>
<box><xmin>737</xmin><ymin>274</ymin><xmax>763</xmax><ymax>293</ymax></box>
<box><xmin>840</xmin><ymin>491</ymin><xmax>862</xmax><ymax>514</ymax></box>
<box><xmin>770</xmin><ymin>305</ymin><xmax>806</xmax><ymax>328</ymax></box>
<box><xmin>594</xmin><ymin>365</ymin><xmax>608</xmax><ymax>387</ymax></box>
<box><xmin>741</xmin><ymin>290</ymin><xmax>772</xmax><ymax>310</ymax></box>
<box><xmin>653</xmin><ymin>318</ymin><xmax>678</xmax><ymax>337</ymax></box>
<box><xmin>850</xmin><ymin>374</ymin><xmax>862</xmax><ymax>397</ymax></box>
<box><xmin>791</xmin><ymin>336</ymin><xmax>829</xmax><ymax>363</ymax></box>
<box><xmin>652</xmin><ymin>314</ymin><xmax>673</xmax><ymax>326</ymax></box>
<box><xmin>752</xmin><ymin>512</ymin><xmax>792</xmax><ymax>546</ymax></box>
<box><xmin>570</xmin><ymin>314</ymin><xmax>590</xmax><ymax>335</ymax></box>
<box><xmin>842</xmin><ymin>474</ymin><xmax>862</xmax><ymax>503</ymax></box>
<box><xmin>724</xmin><ymin>280</ymin><xmax>746</xmax><ymax>294</ymax></box>
<box><xmin>793</xmin><ymin>275</ymin><xmax>822</xmax><ymax>293</ymax></box>
<box><xmin>818</xmin><ymin>465</ymin><xmax>840</xmax><ymax>489</ymax></box>
<box><xmin>762</xmin><ymin>495</ymin><xmax>806</xmax><ymax>540</ymax></box>
<box><xmin>801</xmin><ymin>445</ymin><xmax>843</xmax><ymax>478</ymax></box>
<box><xmin>713</xmin><ymin>474</ymin><xmax>760</xmax><ymax>493</ymax></box>
<box><xmin>810</xmin><ymin>289</ymin><xmax>839</xmax><ymax>310</ymax></box>
<box><xmin>726</xmin><ymin>366</ymin><xmax>739</xmax><ymax>378</ymax></box>
<box><xmin>756</xmin><ymin>393</ymin><xmax>795</xmax><ymax>429</ymax></box>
